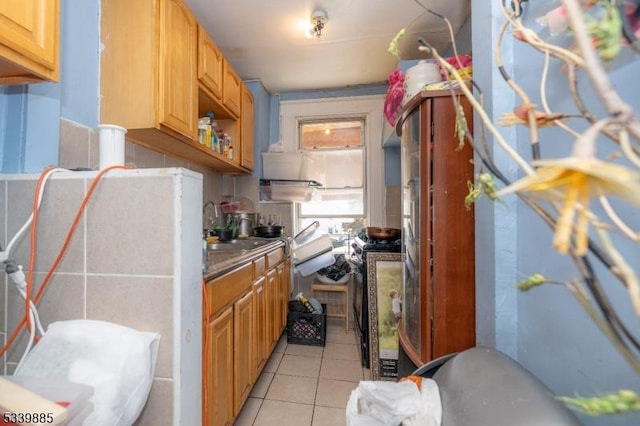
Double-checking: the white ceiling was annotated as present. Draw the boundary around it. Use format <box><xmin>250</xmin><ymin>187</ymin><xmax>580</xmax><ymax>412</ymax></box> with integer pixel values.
<box><xmin>184</xmin><ymin>0</ymin><xmax>471</xmax><ymax>93</ymax></box>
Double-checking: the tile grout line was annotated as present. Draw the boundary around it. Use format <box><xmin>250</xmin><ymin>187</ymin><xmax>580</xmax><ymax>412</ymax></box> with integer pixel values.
<box><xmin>310</xmin><ymin>343</ymin><xmax>326</xmax><ymax>425</ymax></box>
<box><xmin>252</xmin><ymin>329</ymin><xmax>360</xmax><ymax>425</ymax></box>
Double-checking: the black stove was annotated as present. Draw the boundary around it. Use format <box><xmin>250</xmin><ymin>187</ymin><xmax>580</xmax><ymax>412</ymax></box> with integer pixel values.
<box><xmin>353</xmin><ymin>235</ymin><xmax>401</xmax><ymax>256</ymax></box>
<box><xmin>351</xmin><ymin>229</ymin><xmax>402</xmax><ymax>368</ymax></box>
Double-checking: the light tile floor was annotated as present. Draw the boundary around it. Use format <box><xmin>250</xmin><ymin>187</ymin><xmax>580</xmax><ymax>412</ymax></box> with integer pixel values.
<box><xmin>234</xmin><ymin>320</ymin><xmax>370</xmax><ymax>426</ymax></box>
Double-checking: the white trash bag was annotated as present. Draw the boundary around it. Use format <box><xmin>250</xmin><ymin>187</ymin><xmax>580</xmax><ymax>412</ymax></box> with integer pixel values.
<box><xmin>346</xmin><ymin>377</ymin><xmax>441</xmax><ymax>426</ymax></box>
<box><xmin>15</xmin><ymin>319</ymin><xmax>160</xmax><ymax>426</ymax></box>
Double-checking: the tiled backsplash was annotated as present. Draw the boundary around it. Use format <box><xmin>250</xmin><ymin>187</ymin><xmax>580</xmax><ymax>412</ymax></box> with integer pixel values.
<box><xmin>59</xmin><ymin>118</ymin><xmax>225</xmax><ymax>204</ymax></box>
<box><xmin>0</xmin><ymin>168</ymin><xmax>202</xmax><ymax>425</ymax></box>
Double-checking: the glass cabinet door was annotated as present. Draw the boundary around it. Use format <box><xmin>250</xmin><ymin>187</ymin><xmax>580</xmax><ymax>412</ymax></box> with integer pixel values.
<box><xmin>401</xmin><ymin>105</ymin><xmax>422</xmax><ymax>353</ymax></box>
<box><xmin>399</xmin><ymin>92</ymin><xmax>475</xmax><ymax>365</ymax></box>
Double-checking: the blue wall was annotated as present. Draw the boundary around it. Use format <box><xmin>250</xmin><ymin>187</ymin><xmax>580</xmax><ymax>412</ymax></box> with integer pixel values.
<box><xmin>473</xmin><ymin>2</ymin><xmax>640</xmax><ymax>425</ymax></box>
<box><xmin>0</xmin><ymin>0</ymin><xmax>100</xmax><ymax>173</ymax></box>
<box><xmin>245</xmin><ymin>80</ymin><xmax>274</xmax><ymax>179</ymax></box>
<box><xmin>60</xmin><ymin>0</ymin><xmax>100</xmax><ymax>127</ymax></box>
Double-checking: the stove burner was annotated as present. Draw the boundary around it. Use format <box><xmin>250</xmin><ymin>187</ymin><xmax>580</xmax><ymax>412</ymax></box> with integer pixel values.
<box><xmin>353</xmin><ymin>234</ymin><xmax>401</xmax><ymax>255</ymax></box>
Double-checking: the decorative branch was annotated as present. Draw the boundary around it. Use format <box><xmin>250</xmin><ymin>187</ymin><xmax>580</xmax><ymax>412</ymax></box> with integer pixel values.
<box><xmin>392</xmin><ymin>2</ymin><xmax>640</xmax><ymax>415</ymax></box>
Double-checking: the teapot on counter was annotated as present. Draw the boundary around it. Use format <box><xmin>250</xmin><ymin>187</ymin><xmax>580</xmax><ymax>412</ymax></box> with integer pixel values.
<box><xmin>234</xmin><ymin>212</ymin><xmax>259</xmax><ymax>238</ymax></box>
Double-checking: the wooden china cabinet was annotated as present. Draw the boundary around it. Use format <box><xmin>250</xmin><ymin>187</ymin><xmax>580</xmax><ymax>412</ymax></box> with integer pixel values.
<box><xmin>396</xmin><ymin>89</ymin><xmax>476</xmax><ymax>371</ymax></box>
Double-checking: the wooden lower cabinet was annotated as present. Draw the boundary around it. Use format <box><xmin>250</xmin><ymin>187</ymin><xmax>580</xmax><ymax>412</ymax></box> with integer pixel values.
<box><xmin>203</xmin><ymin>245</ymin><xmax>289</xmax><ymax>425</ymax></box>
<box><xmin>253</xmin><ymin>276</ymin><xmax>267</xmax><ymax>377</ymax></box>
<box><xmin>276</xmin><ymin>261</ymin><xmax>290</xmax><ymax>332</ymax></box>
<box><xmin>233</xmin><ymin>290</ymin><xmax>254</xmax><ymax>414</ymax></box>
<box><xmin>206</xmin><ymin>307</ymin><xmax>233</xmax><ymax>426</ymax></box>
<box><xmin>265</xmin><ymin>269</ymin><xmax>278</xmax><ymax>352</ymax></box>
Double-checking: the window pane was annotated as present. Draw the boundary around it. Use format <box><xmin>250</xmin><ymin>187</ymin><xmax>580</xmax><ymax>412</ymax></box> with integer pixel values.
<box><xmin>300</xmin><ymin>188</ymin><xmax>364</xmax><ymax>216</ymax></box>
<box><xmin>306</xmin><ymin>149</ymin><xmax>363</xmax><ymax>188</ymax></box>
<box><xmin>300</xmin><ymin>120</ymin><xmax>363</xmax><ymax>149</ymax></box>
<box><xmin>297</xmin><ymin>118</ymin><xmax>366</xmax><ymax>247</ymax></box>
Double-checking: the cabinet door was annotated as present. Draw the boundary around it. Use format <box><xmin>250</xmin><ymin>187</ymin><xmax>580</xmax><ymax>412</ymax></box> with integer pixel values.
<box><xmin>0</xmin><ymin>0</ymin><xmax>59</xmax><ymax>84</ymax></box>
<box><xmin>276</xmin><ymin>263</ymin><xmax>288</xmax><ymax>333</ymax></box>
<box><xmin>234</xmin><ymin>290</ymin><xmax>254</xmax><ymax>415</ymax></box>
<box><xmin>159</xmin><ymin>0</ymin><xmax>197</xmax><ymax>139</ymax></box>
<box><xmin>400</xmin><ymin>103</ymin><xmax>425</xmax><ymax>359</ymax></box>
<box><xmin>252</xmin><ymin>276</ymin><xmax>267</xmax><ymax>378</ymax></box>
<box><xmin>198</xmin><ymin>25</ymin><xmax>223</xmax><ymax>100</ymax></box>
<box><xmin>207</xmin><ymin>307</ymin><xmax>234</xmax><ymax>426</ymax></box>
<box><xmin>222</xmin><ymin>60</ymin><xmax>241</xmax><ymax>117</ymax></box>
<box><xmin>240</xmin><ymin>85</ymin><xmax>255</xmax><ymax>170</ymax></box>
<box><xmin>265</xmin><ymin>269</ymin><xmax>278</xmax><ymax>350</ymax></box>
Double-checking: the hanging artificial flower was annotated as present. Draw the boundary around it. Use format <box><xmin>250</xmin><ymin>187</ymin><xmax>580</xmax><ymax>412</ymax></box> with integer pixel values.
<box><xmin>500</xmin><ymin>103</ymin><xmax>568</xmax><ymax>127</ymax></box>
<box><xmin>557</xmin><ymin>390</ymin><xmax>640</xmax><ymax>415</ymax></box>
<box><xmin>496</xmin><ymin>121</ymin><xmax>640</xmax><ymax>256</ymax></box>
<box><xmin>585</xmin><ymin>0</ymin><xmax>623</xmax><ymax>62</ymax></box>
<box><xmin>465</xmin><ymin>172</ymin><xmax>500</xmax><ymax>210</ymax></box>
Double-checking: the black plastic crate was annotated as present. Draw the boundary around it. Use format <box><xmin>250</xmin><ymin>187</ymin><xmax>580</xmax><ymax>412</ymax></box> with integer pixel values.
<box><xmin>287</xmin><ymin>302</ymin><xmax>327</xmax><ymax>346</ymax></box>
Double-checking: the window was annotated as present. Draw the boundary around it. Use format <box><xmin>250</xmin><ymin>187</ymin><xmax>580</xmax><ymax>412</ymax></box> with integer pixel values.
<box><xmin>297</xmin><ymin>119</ymin><xmax>367</xmax><ymax>254</ymax></box>
<box><xmin>279</xmin><ymin>95</ymin><xmax>386</xmax><ymax>246</ymax></box>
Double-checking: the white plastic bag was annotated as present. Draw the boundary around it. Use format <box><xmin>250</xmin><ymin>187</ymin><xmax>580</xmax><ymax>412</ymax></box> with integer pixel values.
<box><xmin>15</xmin><ymin>320</ymin><xmax>160</xmax><ymax>426</ymax></box>
<box><xmin>346</xmin><ymin>378</ymin><xmax>441</xmax><ymax>426</ymax></box>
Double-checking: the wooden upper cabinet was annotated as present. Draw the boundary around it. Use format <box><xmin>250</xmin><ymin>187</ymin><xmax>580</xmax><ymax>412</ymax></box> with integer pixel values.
<box><xmin>159</xmin><ymin>0</ymin><xmax>197</xmax><ymax>139</ymax></box>
<box><xmin>0</xmin><ymin>0</ymin><xmax>59</xmax><ymax>84</ymax></box>
<box><xmin>198</xmin><ymin>25</ymin><xmax>223</xmax><ymax>100</ymax></box>
<box><xmin>101</xmin><ymin>0</ymin><xmax>196</xmax><ymax>140</ymax></box>
<box><xmin>223</xmin><ymin>61</ymin><xmax>241</xmax><ymax>117</ymax></box>
<box><xmin>240</xmin><ymin>85</ymin><xmax>255</xmax><ymax>171</ymax></box>
<box><xmin>101</xmin><ymin>0</ymin><xmax>253</xmax><ymax>174</ymax></box>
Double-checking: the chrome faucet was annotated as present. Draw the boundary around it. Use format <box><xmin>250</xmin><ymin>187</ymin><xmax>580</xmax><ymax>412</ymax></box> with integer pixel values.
<box><xmin>203</xmin><ymin>200</ymin><xmax>221</xmax><ymax>232</ymax></box>
<box><xmin>203</xmin><ymin>200</ymin><xmax>216</xmax><ymax>215</ymax></box>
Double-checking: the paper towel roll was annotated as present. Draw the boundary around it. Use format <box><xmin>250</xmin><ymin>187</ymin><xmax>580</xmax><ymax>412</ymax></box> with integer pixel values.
<box><xmin>98</xmin><ymin>124</ymin><xmax>127</xmax><ymax>169</ymax></box>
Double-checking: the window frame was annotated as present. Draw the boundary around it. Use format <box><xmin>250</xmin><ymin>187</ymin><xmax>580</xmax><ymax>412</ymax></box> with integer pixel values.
<box><xmin>278</xmin><ymin>95</ymin><xmax>386</xmax><ymax>237</ymax></box>
<box><xmin>298</xmin><ymin>116</ymin><xmax>366</xmax><ymax>219</ymax></box>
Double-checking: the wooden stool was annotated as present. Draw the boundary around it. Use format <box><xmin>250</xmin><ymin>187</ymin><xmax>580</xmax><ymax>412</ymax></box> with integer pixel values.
<box><xmin>311</xmin><ymin>281</ymin><xmax>349</xmax><ymax>332</ymax></box>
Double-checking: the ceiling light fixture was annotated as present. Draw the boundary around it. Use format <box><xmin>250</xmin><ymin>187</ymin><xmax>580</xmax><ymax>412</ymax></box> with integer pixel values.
<box><xmin>306</xmin><ymin>9</ymin><xmax>328</xmax><ymax>39</ymax></box>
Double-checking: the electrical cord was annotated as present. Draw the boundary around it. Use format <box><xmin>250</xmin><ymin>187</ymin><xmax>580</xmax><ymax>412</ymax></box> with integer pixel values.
<box><xmin>0</xmin><ymin>165</ymin><xmax>131</xmax><ymax>361</ymax></box>
<box><xmin>0</xmin><ymin>166</ymin><xmax>62</xmax><ymax>363</ymax></box>
<box><xmin>4</xmin><ymin>260</ymin><xmax>45</xmax><ymax>369</ymax></box>
<box><xmin>0</xmin><ymin>167</ymin><xmax>65</xmax><ymax>264</ymax></box>
<box><xmin>5</xmin><ymin>261</ymin><xmax>45</xmax><ymax>335</ymax></box>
